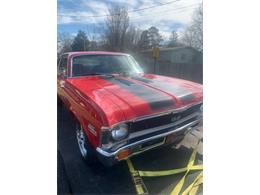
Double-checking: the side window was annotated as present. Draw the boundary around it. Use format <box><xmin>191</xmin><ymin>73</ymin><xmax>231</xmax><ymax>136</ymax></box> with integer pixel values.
<box><xmin>58</xmin><ymin>56</ymin><xmax>68</xmax><ymax>76</ymax></box>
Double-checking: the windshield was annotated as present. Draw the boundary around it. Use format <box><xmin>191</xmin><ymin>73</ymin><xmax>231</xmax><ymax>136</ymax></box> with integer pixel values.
<box><xmin>71</xmin><ymin>54</ymin><xmax>143</xmax><ymax>77</ymax></box>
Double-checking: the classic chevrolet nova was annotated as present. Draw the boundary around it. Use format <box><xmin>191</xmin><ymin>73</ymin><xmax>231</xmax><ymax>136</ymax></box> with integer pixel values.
<box><xmin>57</xmin><ymin>51</ymin><xmax>203</xmax><ymax>166</ymax></box>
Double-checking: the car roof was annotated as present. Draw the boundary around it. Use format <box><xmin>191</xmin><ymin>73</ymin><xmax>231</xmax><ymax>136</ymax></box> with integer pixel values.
<box><xmin>63</xmin><ymin>51</ymin><xmax>129</xmax><ymax>57</ymax></box>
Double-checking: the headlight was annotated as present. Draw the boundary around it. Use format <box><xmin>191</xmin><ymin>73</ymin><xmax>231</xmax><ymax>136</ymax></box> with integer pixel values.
<box><xmin>111</xmin><ymin>123</ymin><xmax>129</xmax><ymax>141</ymax></box>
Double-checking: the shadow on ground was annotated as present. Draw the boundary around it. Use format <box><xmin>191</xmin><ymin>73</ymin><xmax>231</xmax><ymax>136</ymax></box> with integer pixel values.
<box><xmin>58</xmin><ymin>105</ymin><xmax>202</xmax><ymax>195</ymax></box>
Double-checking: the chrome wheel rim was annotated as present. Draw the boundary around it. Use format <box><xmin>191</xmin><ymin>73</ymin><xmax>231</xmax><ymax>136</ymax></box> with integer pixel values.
<box><xmin>76</xmin><ymin>126</ymin><xmax>87</xmax><ymax>158</ymax></box>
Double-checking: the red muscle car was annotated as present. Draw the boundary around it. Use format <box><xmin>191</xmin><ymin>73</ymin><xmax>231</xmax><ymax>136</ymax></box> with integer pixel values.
<box><xmin>57</xmin><ymin>51</ymin><xmax>203</xmax><ymax>166</ymax></box>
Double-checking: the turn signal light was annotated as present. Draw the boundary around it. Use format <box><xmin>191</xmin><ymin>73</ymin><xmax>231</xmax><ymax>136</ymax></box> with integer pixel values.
<box><xmin>117</xmin><ymin>149</ymin><xmax>131</xmax><ymax>160</ymax></box>
<box><xmin>165</xmin><ymin>134</ymin><xmax>177</xmax><ymax>144</ymax></box>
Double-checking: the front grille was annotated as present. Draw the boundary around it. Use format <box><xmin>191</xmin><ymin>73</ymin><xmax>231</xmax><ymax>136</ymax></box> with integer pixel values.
<box><xmin>128</xmin><ymin>103</ymin><xmax>202</xmax><ymax>132</ymax></box>
<box><xmin>128</xmin><ymin>116</ymin><xmax>199</xmax><ymax>144</ymax></box>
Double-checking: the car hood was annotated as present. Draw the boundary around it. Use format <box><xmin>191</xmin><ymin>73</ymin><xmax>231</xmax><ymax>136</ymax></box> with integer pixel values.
<box><xmin>68</xmin><ymin>73</ymin><xmax>202</xmax><ymax>126</ymax></box>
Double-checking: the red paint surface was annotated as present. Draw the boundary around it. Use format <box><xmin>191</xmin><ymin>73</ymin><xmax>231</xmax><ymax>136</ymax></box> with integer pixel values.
<box><xmin>58</xmin><ymin>52</ymin><xmax>203</xmax><ymax>148</ymax></box>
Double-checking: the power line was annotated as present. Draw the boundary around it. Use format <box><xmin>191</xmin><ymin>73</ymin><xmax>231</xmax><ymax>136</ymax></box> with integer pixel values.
<box><xmin>128</xmin><ymin>0</ymin><xmax>180</xmax><ymax>13</ymax></box>
<box><xmin>130</xmin><ymin>3</ymin><xmax>200</xmax><ymax>20</ymax></box>
<box><xmin>58</xmin><ymin>3</ymin><xmax>200</xmax><ymax>23</ymax></box>
<box><xmin>58</xmin><ymin>0</ymin><xmax>181</xmax><ymax>17</ymax></box>
<box><xmin>131</xmin><ymin>6</ymin><xmax>200</xmax><ymax>24</ymax></box>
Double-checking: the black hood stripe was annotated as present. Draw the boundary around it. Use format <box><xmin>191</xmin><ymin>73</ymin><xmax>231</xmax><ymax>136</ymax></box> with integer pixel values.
<box><xmin>104</xmin><ymin>77</ymin><xmax>175</xmax><ymax>110</ymax></box>
<box><xmin>131</xmin><ymin>76</ymin><xmax>196</xmax><ymax>103</ymax></box>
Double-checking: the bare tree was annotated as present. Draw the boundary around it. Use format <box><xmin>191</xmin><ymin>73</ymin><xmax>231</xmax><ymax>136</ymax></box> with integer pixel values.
<box><xmin>138</xmin><ymin>30</ymin><xmax>150</xmax><ymax>50</ymax></box>
<box><xmin>57</xmin><ymin>32</ymin><xmax>72</xmax><ymax>56</ymax></box>
<box><xmin>181</xmin><ymin>4</ymin><xmax>203</xmax><ymax>51</ymax></box>
<box><xmin>124</xmin><ymin>25</ymin><xmax>142</xmax><ymax>51</ymax></box>
<box><xmin>104</xmin><ymin>6</ymin><xmax>129</xmax><ymax>51</ymax></box>
<box><xmin>85</xmin><ymin>25</ymin><xmax>99</xmax><ymax>50</ymax></box>
<box><xmin>168</xmin><ymin>31</ymin><xmax>179</xmax><ymax>47</ymax></box>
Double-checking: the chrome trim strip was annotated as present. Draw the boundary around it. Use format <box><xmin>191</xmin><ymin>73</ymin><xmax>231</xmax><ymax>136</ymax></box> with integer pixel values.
<box><xmin>128</xmin><ymin>138</ymin><xmax>166</xmax><ymax>158</ymax></box>
<box><xmin>101</xmin><ymin>101</ymin><xmax>203</xmax><ymax>130</ymax></box>
<box><xmin>131</xmin><ymin>102</ymin><xmax>202</xmax><ymax>122</ymax></box>
<box><xmin>108</xmin><ymin>112</ymin><xmax>201</xmax><ymax>150</ymax></box>
<box><xmin>129</xmin><ymin>112</ymin><xmax>201</xmax><ymax>140</ymax></box>
<box><xmin>88</xmin><ymin>124</ymin><xmax>97</xmax><ymax>136</ymax></box>
<box><xmin>96</xmin><ymin>118</ymin><xmax>201</xmax><ymax>157</ymax></box>
<box><xmin>70</xmin><ymin>55</ymin><xmax>73</xmax><ymax>78</ymax></box>
<box><xmin>69</xmin><ymin>53</ymin><xmax>131</xmax><ymax>78</ymax></box>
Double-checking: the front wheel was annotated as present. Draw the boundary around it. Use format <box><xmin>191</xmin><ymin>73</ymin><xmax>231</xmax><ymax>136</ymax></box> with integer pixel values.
<box><xmin>76</xmin><ymin>123</ymin><xmax>97</xmax><ymax>164</ymax></box>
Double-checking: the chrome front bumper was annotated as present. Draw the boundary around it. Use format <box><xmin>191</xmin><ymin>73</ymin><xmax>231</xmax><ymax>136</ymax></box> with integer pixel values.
<box><xmin>96</xmin><ymin>118</ymin><xmax>202</xmax><ymax>166</ymax></box>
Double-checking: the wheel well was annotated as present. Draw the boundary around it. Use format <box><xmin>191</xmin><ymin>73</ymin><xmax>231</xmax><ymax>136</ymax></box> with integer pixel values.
<box><xmin>68</xmin><ymin>110</ymin><xmax>80</xmax><ymax>125</ymax></box>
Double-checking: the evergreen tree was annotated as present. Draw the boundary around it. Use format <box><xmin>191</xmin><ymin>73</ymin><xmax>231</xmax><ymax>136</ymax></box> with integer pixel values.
<box><xmin>147</xmin><ymin>26</ymin><xmax>163</xmax><ymax>48</ymax></box>
<box><xmin>71</xmin><ymin>30</ymin><xmax>89</xmax><ymax>51</ymax></box>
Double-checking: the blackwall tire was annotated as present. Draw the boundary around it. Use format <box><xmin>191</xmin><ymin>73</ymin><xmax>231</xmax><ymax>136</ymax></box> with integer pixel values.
<box><xmin>75</xmin><ymin>123</ymin><xmax>97</xmax><ymax>164</ymax></box>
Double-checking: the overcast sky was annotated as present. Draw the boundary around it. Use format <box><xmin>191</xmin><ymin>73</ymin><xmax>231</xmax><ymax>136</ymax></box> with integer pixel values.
<box><xmin>58</xmin><ymin>0</ymin><xmax>202</xmax><ymax>39</ymax></box>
